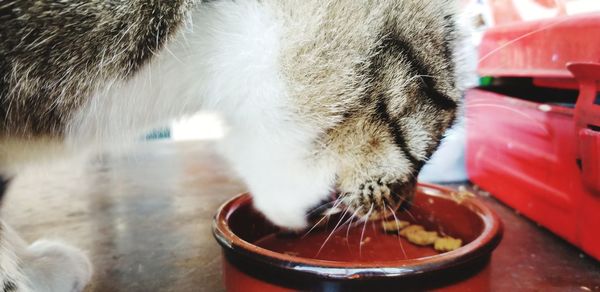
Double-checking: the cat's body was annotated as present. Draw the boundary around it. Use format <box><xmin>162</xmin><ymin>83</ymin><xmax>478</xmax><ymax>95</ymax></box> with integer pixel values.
<box><xmin>0</xmin><ymin>0</ymin><xmax>469</xmax><ymax>290</ymax></box>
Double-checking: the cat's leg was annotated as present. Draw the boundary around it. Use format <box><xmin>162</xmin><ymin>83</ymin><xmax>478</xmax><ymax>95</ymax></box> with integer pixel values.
<box><xmin>0</xmin><ymin>221</ymin><xmax>92</xmax><ymax>292</ymax></box>
<box><xmin>0</xmin><ymin>179</ymin><xmax>92</xmax><ymax>292</ymax></box>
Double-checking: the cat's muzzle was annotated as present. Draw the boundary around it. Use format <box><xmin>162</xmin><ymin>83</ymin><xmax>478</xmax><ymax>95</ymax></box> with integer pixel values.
<box><xmin>306</xmin><ymin>180</ymin><xmax>417</xmax><ymax>224</ymax></box>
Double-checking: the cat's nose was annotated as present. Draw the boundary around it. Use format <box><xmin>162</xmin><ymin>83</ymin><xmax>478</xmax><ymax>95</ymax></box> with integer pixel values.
<box><xmin>347</xmin><ymin>179</ymin><xmax>417</xmax><ymax>220</ymax></box>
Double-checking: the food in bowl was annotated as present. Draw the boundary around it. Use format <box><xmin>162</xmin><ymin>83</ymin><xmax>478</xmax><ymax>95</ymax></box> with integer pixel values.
<box><xmin>381</xmin><ymin>219</ymin><xmax>410</xmax><ymax>233</ymax></box>
<box><xmin>435</xmin><ymin>236</ymin><xmax>463</xmax><ymax>252</ymax></box>
<box><xmin>381</xmin><ymin>219</ymin><xmax>463</xmax><ymax>251</ymax></box>
<box><xmin>213</xmin><ymin>183</ymin><xmax>503</xmax><ymax>291</ymax></box>
<box><xmin>401</xmin><ymin>225</ymin><xmax>438</xmax><ymax>246</ymax></box>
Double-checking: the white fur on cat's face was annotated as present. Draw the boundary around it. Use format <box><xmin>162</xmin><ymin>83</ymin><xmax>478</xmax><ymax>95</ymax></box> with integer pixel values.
<box><xmin>0</xmin><ymin>1</ymin><xmax>468</xmax><ymax>291</ymax></box>
<box><xmin>65</xmin><ymin>0</ymin><xmax>339</xmax><ymax>229</ymax></box>
<box><xmin>67</xmin><ymin>0</ymin><xmax>464</xmax><ymax>229</ymax></box>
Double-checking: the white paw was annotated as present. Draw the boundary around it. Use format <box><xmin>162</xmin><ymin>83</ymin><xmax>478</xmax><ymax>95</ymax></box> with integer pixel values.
<box><xmin>22</xmin><ymin>240</ymin><xmax>92</xmax><ymax>292</ymax></box>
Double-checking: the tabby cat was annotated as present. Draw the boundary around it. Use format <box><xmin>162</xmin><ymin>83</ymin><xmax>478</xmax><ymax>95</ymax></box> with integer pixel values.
<box><xmin>0</xmin><ymin>0</ymin><xmax>469</xmax><ymax>290</ymax></box>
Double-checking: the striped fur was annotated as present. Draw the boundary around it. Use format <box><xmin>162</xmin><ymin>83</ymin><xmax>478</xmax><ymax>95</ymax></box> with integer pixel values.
<box><xmin>0</xmin><ymin>0</ymin><xmax>467</xmax><ymax>290</ymax></box>
<box><xmin>269</xmin><ymin>0</ymin><xmax>464</xmax><ymax>217</ymax></box>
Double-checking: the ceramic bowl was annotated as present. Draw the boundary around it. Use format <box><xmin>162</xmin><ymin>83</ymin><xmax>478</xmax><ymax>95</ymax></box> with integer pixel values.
<box><xmin>213</xmin><ymin>183</ymin><xmax>503</xmax><ymax>291</ymax></box>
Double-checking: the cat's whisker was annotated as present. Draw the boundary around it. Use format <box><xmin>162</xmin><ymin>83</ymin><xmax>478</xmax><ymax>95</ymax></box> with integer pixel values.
<box><xmin>306</xmin><ymin>203</ymin><xmax>331</xmax><ymax>217</ymax></box>
<box><xmin>347</xmin><ymin>212</ymin><xmax>367</xmax><ymax>230</ymax></box>
<box><xmin>322</xmin><ymin>197</ymin><xmax>349</xmax><ymax>228</ymax></box>
<box><xmin>303</xmin><ymin>197</ymin><xmax>352</xmax><ymax>239</ymax></box>
<box><xmin>370</xmin><ymin>217</ymin><xmax>377</xmax><ymax>233</ymax></box>
<box><xmin>402</xmin><ymin>208</ymin><xmax>418</xmax><ymax>222</ymax></box>
<box><xmin>330</xmin><ymin>195</ymin><xmax>349</xmax><ymax>210</ymax></box>
<box><xmin>477</xmin><ymin>18</ymin><xmax>571</xmax><ymax>65</ymax></box>
<box><xmin>322</xmin><ymin>196</ymin><xmax>349</xmax><ymax>216</ymax></box>
<box><xmin>327</xmin><ymin>208</ymin><xmax>362</xmax><ymax>249</ymax></box>
<box><xmin>387</xmin><ymin>205</ymin><xmax>407</xmax><ymax>260</ymax></box>
<box><xmin>466</xmin><ymin>104</ymin><xmax>550</xmax><ymax>136</ymax></box>
<box><xmin>359</xmin><ymin>204</ymin><xmax>374</xmax><ymax>258</ymax></box>
<box><xmin>302</xmin><ymin>214</ymin><xmax>329</xmax><ymax>239</ymax></box>
<box><xmin>345</xmin><ymin>207</ymin><xmax>363</xmax><ymax>239</ymax></box>
<box><xmin>395</xmin><ymin>195</ymin><xmax>427</xmax><ymax>213</ymax></box>
<box><xmin>345</xmin><ymin>215</ymin><xmax>356</xmax><ymax>252</ymax></box>
<box><xmin>395</xmin><ymin>197</ymin><xmax>419</xmax><ymax>222</ymax></box>
<box><xmin>345</xmin><ymin>207</ymin><xmax>363</xmax><ymax>250</ymax></box>
<box><xmin>316</xmin><ymin>207</ymin><xmax>351</xmax><ymax>257</ymax></box>
<box><xmin>306</xmin><ymin>197</ymin><xmax>342</xmax><ymax>217</ymax></box>
<box><xmin>399</xmin><ymin>74</ymin><xmax>438</xmax><ymax>90</ymax></box>
<box><xmin>336</xmin><ymin>214</ymin><xmax>357</xmax><ymax>234</ymax></box>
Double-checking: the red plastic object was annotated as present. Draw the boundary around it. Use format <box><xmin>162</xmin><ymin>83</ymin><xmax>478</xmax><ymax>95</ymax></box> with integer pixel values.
<box><xmin>466</xmin><ymin>88</ymin><xmax>600</xmax><ymax>260</ymax></box>
<box><xmin>579</xmin><ymin>128</ymin><xmax>600</xmax><ymax>194</ymax></box>
<box><xmin>569</xmin><ymin>63</ymin><xmax>600</xmax><ymax>194</ymax></box>
<box><xmin>485</xmin><ymin>0</ymin><xmax>600</xmax><ymax>26</ymax></box>
<box><xmin>478</xmin><ymin>13</ymin><xmax>600</xmax><ymax>79</ymax></box>
<box><xmin>468</xmin><ymin>10</ymin><xmax>600</xmax><ymax>260</ymax></box>
<box><xmin>487</xmin><ymin>0</ymin><xmax>568</xmax><ymax>26</ymax></box>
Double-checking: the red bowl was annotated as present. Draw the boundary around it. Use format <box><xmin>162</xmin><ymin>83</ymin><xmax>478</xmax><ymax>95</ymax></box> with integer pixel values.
<box><xmin>213</xmin><ymin>183</ymin><xmax>503</xmax><ymax>291</ymax></box>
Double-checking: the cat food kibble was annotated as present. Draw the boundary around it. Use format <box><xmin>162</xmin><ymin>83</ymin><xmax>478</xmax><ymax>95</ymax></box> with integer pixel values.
<box><xmin>398</xmin><ymin>225</ymin><xmax>438</xmax><ymax>246</ymax></box>
<box><xmin>360</xmin><ymin>237</ymin><xmax>372</xmax><ymax>246</ymax></box>
<box><xmin>404</xmin><ymin>229</ymin><xmax>439</xmax><ymax>246</ymax></box>
<box><xmin>381</xmin><ymin>220</ymin><xmax>410</xmax><ymax>233</ymax></box>
<box><xmin>398</xmin><ymin>225</ymin><xmax>425</xmax><ymax>237</ymax></box>
<box><xmin>434</xmin><ymin>236</ymin><xmax>463</xmax><ymax>252</ymax></box>
<box><xmin>381</xmin><ymin>220</ymin><xmax>463</xmax><ymax>252</ymax></box>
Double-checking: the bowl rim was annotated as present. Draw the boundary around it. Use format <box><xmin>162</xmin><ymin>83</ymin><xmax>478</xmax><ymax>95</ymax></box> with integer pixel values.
<box><xmin>212</xmin><ymin>183</ymin><xmax>503</xmax><ymax>280</ymax></box>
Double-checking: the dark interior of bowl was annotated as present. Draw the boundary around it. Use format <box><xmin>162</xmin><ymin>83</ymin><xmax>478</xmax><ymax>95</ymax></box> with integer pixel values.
<box><xmin>227</xmin><ymin>187</ymin><xmax>485</xmax><ymax>263</ymax></box>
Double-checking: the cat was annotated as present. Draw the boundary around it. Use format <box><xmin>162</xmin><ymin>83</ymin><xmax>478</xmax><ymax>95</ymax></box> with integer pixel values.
<box><xmin>0</xmin><ymin>0</ymin><xmax>470</xmax><ymax>290</ymax></box>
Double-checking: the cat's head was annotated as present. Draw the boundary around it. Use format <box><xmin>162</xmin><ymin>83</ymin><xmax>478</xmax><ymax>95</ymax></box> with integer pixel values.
<box><xmin>211</xmin><ymin>0</ymin><xmax>470</xmax><ymax>229</ymax></box>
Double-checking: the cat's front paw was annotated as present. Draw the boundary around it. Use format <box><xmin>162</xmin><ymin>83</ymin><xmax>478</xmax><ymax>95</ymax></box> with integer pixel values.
<box><xmin>22</xmin><ymin>240</ymin><xmax>92</xmax><ymax>292</ymax></box>
<box><xmin>340</xmin><ymin>176</ymin><xmax>416</xmax><ymax>220</ymax></box>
